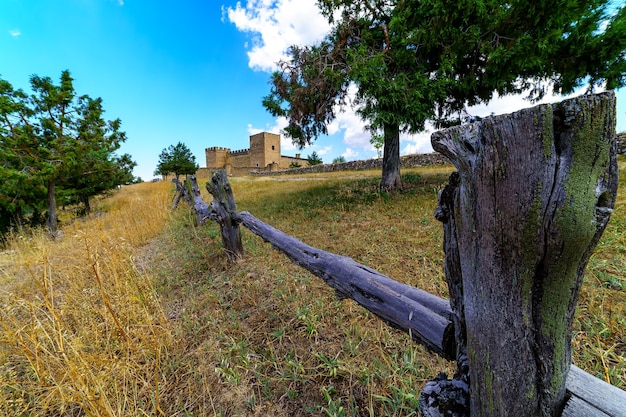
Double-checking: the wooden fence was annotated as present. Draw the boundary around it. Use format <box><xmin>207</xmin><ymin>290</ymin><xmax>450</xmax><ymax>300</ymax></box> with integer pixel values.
<box><xmin>172</xmin><ymin>93</ymin><xmax>626</xmax><ymax>417</ymax></box>
<box><xmin>173</xmin><ymin>170</ymin><xmax>625</xmax><ymax>417</ymax></box>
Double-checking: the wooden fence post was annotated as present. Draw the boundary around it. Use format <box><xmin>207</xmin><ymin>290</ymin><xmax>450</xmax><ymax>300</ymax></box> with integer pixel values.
<box><xmin>206</xmin><ymin>170</ymin><xmax>244</xmax><ymax>262</ymax></box>
<box><xmin>182</xmin><ymin>176</ymin><xmax>216</xmax><ymax>226</ymax></box>
<box><xmin>172</xmin><ymin>178</ymin><xmax>191</xmax><ymax>209</ymax></box>
<box><xmin>421</xmin><ymin>93</ymin><xmax>619</xmax><ymax>416</ymax></box>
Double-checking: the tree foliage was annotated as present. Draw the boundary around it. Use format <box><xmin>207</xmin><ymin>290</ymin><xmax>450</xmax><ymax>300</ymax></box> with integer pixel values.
<box><xmin>307</xmin><ymin>151</ymin><xmax>324</xmax><ymax>165</ymax></box>
<box><xmin>370</xmin><ymin>133</ymin><xmax>384</xmax><ymax>158</ymax></box>
<box><xmin>263</xmin><ymin>0</ymin><xmax>626</xmax><ymax>190</ymax></box>
<box><xmin>61</xmin><ymin>150</ymin><xmax>136</xmax><ymax>215</ymax></box>
<box><xmin>0</xmin><ymin>70</ymin><xmax>135</xmax><ymax>235</ymax></box>
<box><xmin>154</xmin><ymin>142</ymin><xmax>199</xmax><ymax>179</ymax></box>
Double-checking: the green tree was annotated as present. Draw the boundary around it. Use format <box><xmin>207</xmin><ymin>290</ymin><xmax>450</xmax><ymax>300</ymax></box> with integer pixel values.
<box><xmin>370</xmin><ymin>133</ymin><xmax>383</xmax><ymax>159</ymax></box>
<box><xmin>332</xmin><ymin>156</ymin><xmax>346</xmax><ymax>164</ymax></box>
<box><xmin>61</xmin><ymin>150</ymin><xmax>136</xmax><ymax>215</ymax></box>
<box><xmin>264</xmin><ymin>0</ymin><xmax>626</xmax><ymax>190</ymax></box>
<box><xmin>0</xmin><ymin>71</ymin><xmax>132</xmax><ymax>236</ymax></box>
<box><xmin>155</xmin><ymin>142</ymin><xmax>199</xmax><ymax>179</ymax></box>
<box><xmin>306</xmin><ymin>151</ymin><xmax>323</xmax><ymax>165</ymax></box>
<box><xmin>0</xmin><ymin>79</ymin><xmax>45</xmax><ymax>233</ymax></box>
<box><xmin>60</xmin><ymin>95</ymin><xmax>134</xmax><ymax>215</ymax></box>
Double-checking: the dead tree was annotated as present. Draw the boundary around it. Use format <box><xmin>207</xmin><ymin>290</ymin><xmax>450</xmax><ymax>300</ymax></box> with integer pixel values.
<box><xmin>422</xmin><ymin>92</ymin><xmax>619</xmax><ymax>416</ymax></box>
<box><xmin>188</xmin><ymin>175</ymin><xmax>217</xmax><ymax>225</ymax></box>
<box><xmin>173</xmin><ymin>174</ymin><xmax>241</xmax><ymax>260</ymax></box>
<box><xmin>234</xmin><ymin>210</ymin><xmax>456</xmax><ymax>359</ymax></box>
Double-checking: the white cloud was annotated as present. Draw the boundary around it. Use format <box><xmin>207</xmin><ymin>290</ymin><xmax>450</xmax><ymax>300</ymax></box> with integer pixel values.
<box><xmin>316</xmin><ymin>146</ymin><xmax>332</xmax><ymax>156</ymax></box>
<box><xmin>9</xmin><ymin>29</ymin><xmax>21</xmax><ymax>38</ymax></box>
<box><xmin>328</xmin><ymin>110</ymin><xmax>369</xmax><ymax>148</ymax></box>
<box><xmin>402</xmin><ymin>128</ymin><xmax>435</xmax><ymax>155</ymax></box>
<box><xmin>326</xmin><ymin>84</ymin><xmax>372</xmax><ymax>149</ymax></box>
<box><xmin>399</xmin><ymin>92</ymin><xmax>580</xmax><ymax>156</ymax></box>
<box><xmin>247</xmin><ymin>115</ymin><xmax>287</xmax><ymax>135</ymax></box>
<box><xmin>464</xmin><ymin>91</ymin><xmax>579</xmax><ymax>120</ymax></box>
<box><xmin>341</xmin><ymin>147</ymin><xmax>359</xmax><ymax>159</ymax></box>
<box><xmin>224</xmin><ymin>0</ymin><xmax>330</xmax><ymax>72</ymax></box>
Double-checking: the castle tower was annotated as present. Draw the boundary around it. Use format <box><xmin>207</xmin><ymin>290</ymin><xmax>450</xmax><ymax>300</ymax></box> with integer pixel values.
<box><xmin>205</xmin><ymin>146</ymin><xmax>230</xmax><ymax>169</ymax></box>
<box><xmin>250</xmin><ymin>132</ymin><xmax>281</xmax><ymax>169</ymax></box>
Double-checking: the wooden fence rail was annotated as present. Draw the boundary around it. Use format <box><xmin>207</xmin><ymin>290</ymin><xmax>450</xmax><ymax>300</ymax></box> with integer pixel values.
<box><xmin>235</xmin><ymin>209</ymin><xmax>455</xmax><ymax>359</ymax></box>
<box><xmin>174</xmin><ymin>173</ymin><xmax>455</xmax><ymax>359</ymax></box>
<box><xmin>173</xmin><ymin>171</ymin><xmax>626</xmax><ymax>417</ymax></box>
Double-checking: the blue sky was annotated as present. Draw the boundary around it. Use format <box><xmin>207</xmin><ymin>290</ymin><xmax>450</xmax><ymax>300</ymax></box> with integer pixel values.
<box><xmin>1</xmin><ymin>0</ymin><xmax>625</xmax><ymax>181</ymax></box>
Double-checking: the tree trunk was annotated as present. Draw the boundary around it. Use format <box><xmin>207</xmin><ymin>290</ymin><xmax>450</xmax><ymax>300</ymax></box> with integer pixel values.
<box><xmin>47</xmin><ymin>179</ymin><xmax>58</xmax><ymax>237</ymax></box>
<box><xmin>426</xmin><ymin>93</ymin><xmax>618</xmax><ymax>416</ymax></box>
<box><xmin>380</xmin><ymin>122</ymin><xmax>402</xmax><ymax>191</ymax></box>
<box><xmin>80</xmin><ymin>194</ymin><xmax>91</xmax><ymax>215</ymax></box>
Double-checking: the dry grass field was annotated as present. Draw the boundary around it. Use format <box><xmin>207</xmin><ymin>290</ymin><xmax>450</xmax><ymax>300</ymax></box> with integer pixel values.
<box><xmin>1</xmin><ymin>163</ymin><xmax>624</xmax><ymax>416</ymax></box>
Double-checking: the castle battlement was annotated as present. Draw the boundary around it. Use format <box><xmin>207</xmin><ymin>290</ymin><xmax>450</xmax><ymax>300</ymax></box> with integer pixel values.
<box><xmin>206</xmin><ymin>146</ymin><xmax>231</xmax><ymax>152</ymax></box>
<box><xmin>230</xmin><ymin>148</ymin><xmax>250</xmax><ymax>155</ymax></box>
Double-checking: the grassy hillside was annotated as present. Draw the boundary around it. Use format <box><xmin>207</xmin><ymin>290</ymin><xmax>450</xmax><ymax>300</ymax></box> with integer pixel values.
<box><xmin>1</xmin><ymin>164</ymin><xmax>624</xmax><ymax>416</ymax></box>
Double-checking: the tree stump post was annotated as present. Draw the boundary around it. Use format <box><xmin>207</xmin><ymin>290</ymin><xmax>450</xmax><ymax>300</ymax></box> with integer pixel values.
<box><xmin>421</xmin><ymin>93</ymin><xmax>618</xmax><ymax>416</ymax></box>
<box><xmin>206</xmin><ymin>169</ymin><xmax>244</xmax><ymax>262</ymax></box>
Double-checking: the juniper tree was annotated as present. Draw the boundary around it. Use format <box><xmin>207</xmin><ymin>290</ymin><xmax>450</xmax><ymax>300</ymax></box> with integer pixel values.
<box><xmin>155</xmin><ymin>142</ymin><xmax>199</xmax><ymax>180</ymax></box>
<box><xmin>263</xmin><ymin>0</ymin><xmax>625</xmax><ymax>190</ymax></box>
<box><xmin>307</xmin><ymin>151</ymin><xmax>324</xmax><ymax>165</ymax></box>
<box><xmin>0</xmin><ymin>71</ymin><xmax>132</xmax><ymax>235</ymax></box>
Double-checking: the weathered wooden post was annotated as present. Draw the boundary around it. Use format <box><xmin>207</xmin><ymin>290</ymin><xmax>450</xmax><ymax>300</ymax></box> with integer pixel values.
<box><xmin>421</xmin><ymin>93</ymin><xmax>619</xmax><ymax>416</ymax></box>
<box><xmin>171</xmin><ymin>178</ymin><xmax>190</xmax><ymax>209</ymax></box>
<box><xmin>182</xmin><ymin>176</ymin><xmax>216</xmax><ymax>226</ymax></box>
<box><xmin>206</xmin><ymin>170</ymin><xmax>244</xmax><ymax>262</ymax></box>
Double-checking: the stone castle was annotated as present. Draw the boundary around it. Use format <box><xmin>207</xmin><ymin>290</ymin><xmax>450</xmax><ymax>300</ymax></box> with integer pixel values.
<box><xmin>198</xmin><ymin>132</ymin><xmax>308</xmax><ymax>177</ymax></box>
<box><xmin>193</xmin><ymin>131</ymin><xmax>626</xmax><ymax>178</ymax></box>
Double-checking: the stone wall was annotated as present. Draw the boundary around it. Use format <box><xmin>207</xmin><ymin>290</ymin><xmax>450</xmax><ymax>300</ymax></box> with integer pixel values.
<box><xmin>229</xmin><ymin>152</ymin><xmax>251</xmax><ymax>169</ymax></box>
<box><xmin>279</xmin><ymin>155</ymin><xmax>309</xmax><ymax>169</ymax></box>
<box><xmin>195</xmin><ymin>167</ymin><xmax>212</xmax><ymax>178</ymax></box>
<box><xmin>205</xmin><ymin>147</ymin><xmax>231</xmax><ymax>169</ymax></box>
<box><xmin>231</xmin><ymin>165</ymin><xmax>258</xmax><ymax>176</ymax></box>
<box><xmin>203</xmin><ymin>132</ymin><xmax>316</xmax><ymax>175</ymax></box>
<box><xmin>200</xmin><ymin>133</ymin><xmax>623</xmax><ymax>179</ymax></box>
<box><xmin>250</xmin><ymin>152</ymin><xmax>451</xmax><ymax>176</ymax></box>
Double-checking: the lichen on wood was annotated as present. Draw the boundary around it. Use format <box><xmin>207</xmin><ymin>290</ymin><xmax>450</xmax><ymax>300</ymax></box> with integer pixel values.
<box><xmin>423</xmin><ymin>92</ymin><xmax>618</xmax><ymax>417</ymax></box>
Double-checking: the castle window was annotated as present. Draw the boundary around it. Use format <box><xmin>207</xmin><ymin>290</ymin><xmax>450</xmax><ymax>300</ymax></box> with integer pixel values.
<box><xmin>272</xmin><ymin>145</ymin><xmax>275</xmax><ymax>150</ymax></box>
